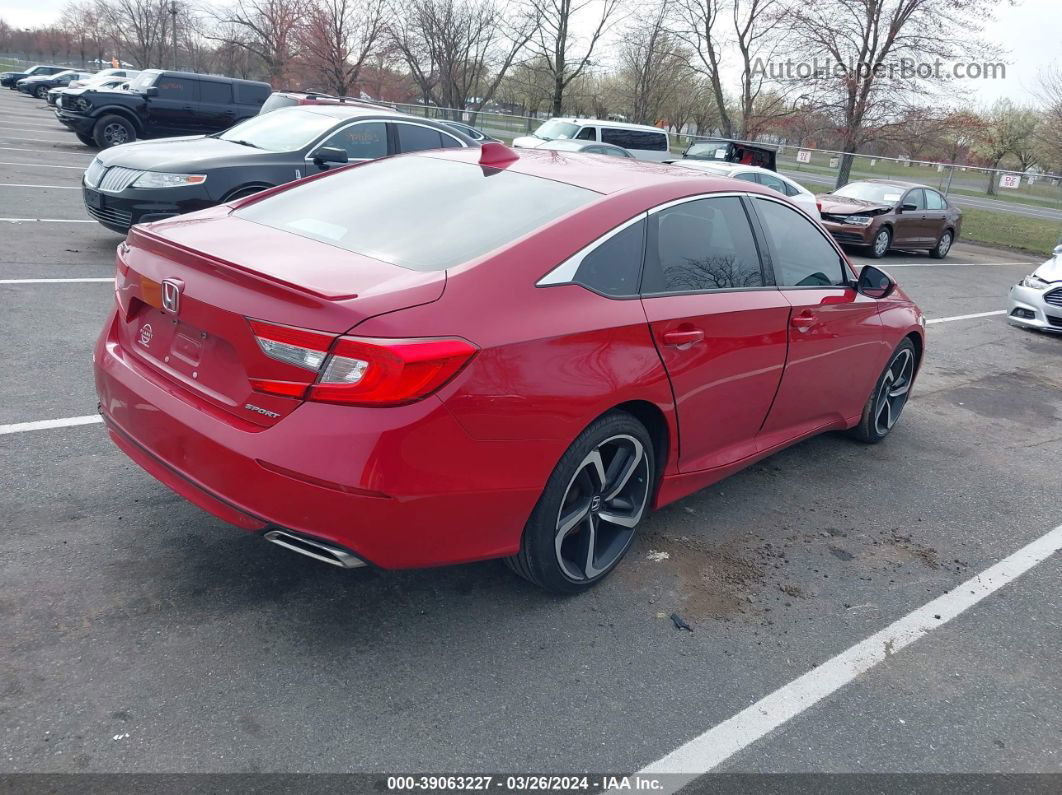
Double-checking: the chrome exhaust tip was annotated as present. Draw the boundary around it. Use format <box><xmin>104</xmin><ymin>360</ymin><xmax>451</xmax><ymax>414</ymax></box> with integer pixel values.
<box><xmin>264</xmin><ymin>530</ymin><xmax>366</xmax><ymax>569</ymax></box>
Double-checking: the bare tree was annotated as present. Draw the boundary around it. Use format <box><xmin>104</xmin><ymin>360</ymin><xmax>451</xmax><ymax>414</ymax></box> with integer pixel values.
<box><xmin>787</xmin><ymin>0</ymin><xmax>1001</xmax><ymax>188</ymax></box>
<box><xmin>1035</xmin><ymin>67</ymin><xmax>1062</xmax><ymax>174</ymax></box>
<box><xmin>972</xmin><ymin>100</ymin><xmax>1040</xmax><ymax>195</ymax></box>
<box><xmin>674</xmin><ymin>0</ymin><xmax>731</xmax><ymax>135</ymax></box>
<box><xmin>209</xmin><ymin>0</ymin><xmax>305</xmax><ymax>86</ymax></box>
<box><xmin>297</xmin><ymin>0</ymin><xmax>388</xmax><ymax>96</ymax></box>
<box><xmin>99</xmin><ymin>0</ymin><xmax>178</xmax><ymax>68</ymax></box>
<box><xmin>528</xmin><ymin>0</ymin><xmax>623</xmax><ymax>116</ymax></box>
<box><xmin>388</xmin><ymin>0</ymin><xmax>534</xmax><ymax>118</ymax></box>
<box><xmin>615</xmin><ymin>5</ymin><xmax>689</xmax><ymax>126</ymax></box>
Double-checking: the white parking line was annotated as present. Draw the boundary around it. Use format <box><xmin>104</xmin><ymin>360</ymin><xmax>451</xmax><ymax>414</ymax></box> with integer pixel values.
<box><xmin>638</xmin><ymin>521</ymin><xmax>1062</xmax><ymax>786</ymax></box>
<box><xmin>926</xmin><ymin>310</ymin><xmax>1006</xmax><ymax>325</ymax></box>
<box><xmin>0</xmin><ymin>278</ymin><xmax>113</xmax><ymax>284</ymax></box>
<box><xmin>0</xmin><ymin>218</ymin><xmax>95</xmax><ymax>223</ymax></box>
<box><xmin>0</xmin><ymin>146</ymin><xmax>92</xmax><ymax>156</ymax></box>
<box><xmin>0</xmin><ymin>183</ymin><xmax>80</xmax><ymax>189</ymax></box>
<box><xmin>0</xmin><ymin>415</ymin><xmax>103</xmax><ymax>435</ymax></box>
<box><xmin>0</xmin><ymin>135</ymin><xmax>88</xmax><ymax>145</ymax></box>
<box><xmin>0</xmin><ymin>162</ymin><xmax>85</xmax><ymax>170</ymax></box>
<box><xmin>884</xmin><ymin>261</ymin><xmax>1030</xmax><ymax>268</ymax></box>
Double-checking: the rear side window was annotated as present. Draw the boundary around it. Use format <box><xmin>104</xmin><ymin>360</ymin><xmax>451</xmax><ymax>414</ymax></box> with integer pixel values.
<box><xmin>236</xmin><ymin>156</ymin><xmax>597</xmax><ymax>271</ymax></box>
<box><xmin>573</xmin><ymin>219</ymin><xmax>645</xmax><ymax>297</ymax></box>
<box><xmin>156</xmin><ymin>76</ymin><xmax>197</xmax><ymax>100</ymax></box>
<box><xmin>601</xmin><ymin>128</ymin><xmax>668</xmax><ymax>151</ymax></box>
<box><xmin>754</xmin><ymin>198</ymin><xmax>846</xmax><ymax>287</ymax></box>
<box><xmin>395</xmin><ymin>123</ymin><xmax>460</xmax><ymax>153</ymax></box>
<box><xmin>237</xmin><ymin>83</ymin><xmax>271</xmax><ymax>105</ymax></box>
<box><xmin>925</xmin><ymin>189</ymin><xmax>946</xmax><ymax>209</ymax></box>
<box><xmin>734</xmin><ymin>172</ymin><xmax>758</xmax><ymax>184</ymax></box>
<box><xmin>641</xmin><ymin>197</ymin><xmax>765</xmax><ymax>293</ymax></box>
<box><xmin>200</xmin><ymin>81</ymin><xmax>233</xmax><ymax>104</ymax></box>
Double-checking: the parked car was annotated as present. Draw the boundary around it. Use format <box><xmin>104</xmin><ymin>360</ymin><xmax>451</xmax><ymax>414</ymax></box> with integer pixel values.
<box><xmin>1</xmin><ymin>64</ymin><xmax>64</xmax><ymax>88</ymax></box>
<box><xmin>439</xmin><ymin>121</ymin><xmax>500</xmax><ymax>143</ymax></box>
<box><xmin>818</xmin><ymin>179</ymin><xmax>962</xmax><ymax>259</ymax></box>
<box><xmin>537</xmin><ymin>139</ymin><xmax>633</xmax><ymax>158</ymax></box>
<box><xmin>93</xmin><ymin>144</ymin><xmax>924</xmax><ymax>592</ymax></box>
<box><xmin>681</xmin><ymin>139</ymin><xmax>778</xmax><ymax>170</ymax></box>
<box><xmin>512</xmin><ymin>117</ymin><xmax>671</xmax><ymax>161</ymax></box>
<box><xmin>668</xmin><ymin>160</ymin><xmax>817</xmax><ymax>215</ymax></box>
<box><xmin>69</xmin><ymin>68</ymin><xmax>138</xmax><ymax>89</ymax></box>
<box><xmin>55</xmin><ymin>69</ymin><xmax>271</xmax><ymax>148</ymax></box>
<box><xmin>258</xmin><ymin>90</ymin><xmax>379</xmax><ymax>114</ymax></box>
<box><xmin>1008</xmin><ymin>244</ymin><xmax>1062</xmax><ymax>333</ymax></box>
<box><xmin>17</xmin><ymin>69</ymin><xmax>94</xmax><ymax>99</ymax></box>
<box><xmin>51</xmin><ymin>77</ymin><xmax>128</xmax><ymax>107</ymax></box>
<box><xmin>81</xmin><ymin>105</ymin><xmax>476</xmax><ymax>232</ymax></box>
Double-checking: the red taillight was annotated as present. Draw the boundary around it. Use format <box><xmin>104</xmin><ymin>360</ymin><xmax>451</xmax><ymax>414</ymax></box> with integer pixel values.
<box><xmin>248</xmin><ymin>319</ymin><xmax>477</xmax><ymax>406</ymax></box>
<box><xmin>816</xmin><ymin>199</ymin><xmax>823</xmax><ymax>213</ymax></box>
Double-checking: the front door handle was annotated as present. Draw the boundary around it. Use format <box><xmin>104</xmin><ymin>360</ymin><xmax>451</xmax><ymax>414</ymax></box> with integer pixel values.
<box><xmin>791</xmin><ymin>312</ymin><xmax>816</xmax><ymax>332</ymax></box>
<box><xmin>662</xmin><ymin>328</ymin><xmax>705</xmax><ymax>348</ymax></box>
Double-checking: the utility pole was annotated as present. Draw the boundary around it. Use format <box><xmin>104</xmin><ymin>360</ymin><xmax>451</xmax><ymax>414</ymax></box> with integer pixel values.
<box><xmin>170</xmin><ymin>2</ymin><xmax>178</xmax><ymax>70</ymax></box>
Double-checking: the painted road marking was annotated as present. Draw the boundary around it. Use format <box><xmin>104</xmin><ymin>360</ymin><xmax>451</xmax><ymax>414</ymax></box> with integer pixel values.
<box><xmin>883</xmin><ymin>261</ymin><xmax>1031</xmax><ymax>268</ymax></box>
<box><xmin>926</xmin><ymin>310</ymin><xmax>1006</xmax><ymax>325</ymax></box>
<box><xmin>0</xmin><ymin>415</ymin><xmax>103</xmax><ymax>435</ymax></box>
<box><xmin>638</xmin><ymin>521</ymin><xmax>1062</xmax><ymax>787</ymax></box>
<box><xmin>0</xmin><ymin>183</ymin><xmax>80</xmax><ymax>190</ymax></box>
<box><xmin>0</xmin><ymin>278</ymin><xmax>113</xmax><ymax>284</ymax></box>
<box><xmin>0</xmin><ymin>218</ymin><xmax>95</xmax><ymax>223</ymax></box>
<box><xmin>0</xmin><ymin>162</ymin><xmax>86</xmax><ymax>170</ymax></box>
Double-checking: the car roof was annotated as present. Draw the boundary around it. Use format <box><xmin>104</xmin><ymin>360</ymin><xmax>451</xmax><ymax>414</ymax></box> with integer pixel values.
<box><xmin>542</xmin><ymin>117</ymin><xmax>668</xmax><ymax>134</ymax></box>
<box><xmin>410</xmin><ymin>146</ymin><xmax>782</xmax><ymax>197</ymax></box>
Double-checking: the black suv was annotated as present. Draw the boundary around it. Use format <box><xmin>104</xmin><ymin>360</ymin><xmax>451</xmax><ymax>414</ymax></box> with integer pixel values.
<box><xmin>55</xmin><ymin>69</ymin><xmax>271</xmax><ymax>148</ymax></box>
<box><xmin>2</xmin><ymin>64</ymin><xmax>65</xmax><ymax>88</ymax></box>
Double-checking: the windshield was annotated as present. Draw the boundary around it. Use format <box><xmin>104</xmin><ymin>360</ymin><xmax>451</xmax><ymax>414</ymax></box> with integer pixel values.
<box><xmin>218</xmin><ymin>108</ymin><xmax>338</xmax><ymax>152</ymax></box>
<box><xmin>128</xmin><ymin>70</ymin><xmax>159</xmax><ymax>92</ymax></box>
<box><xmin>533</xmin><ymin>120</ymin><xmax>580</xmax><ymax>140</ymax></box>
<box><xmin>686</xmin><ymin>142</ymin><xmax>731</xmax><ymax>160</ymax></box>
<box><xmin>832</xmin><ymin>182</ymin><xmax>904</xmax><ymax>204</ymax></box>
<box><xmin>236</xmin><ymin>156</ymin><xmax>597</xmax><ymax>271</ymax></box>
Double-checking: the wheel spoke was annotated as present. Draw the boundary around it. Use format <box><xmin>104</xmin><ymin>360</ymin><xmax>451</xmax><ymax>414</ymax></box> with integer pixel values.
<box><xmin>583</xmin><ymin>450</ymin><xmax>607</xmax><ymax>490</ymax></box>
<box><xmin>602</xmin><ymin>440</ymin><xmax>643</xmax><ymax>501</ymax></box>
<box><xmin>581</xmin><ymin>514</ymin><xmax>600</xmax><ymax>578</ymax></box>
<box><xmin>557</xmin><ymin>498</ymin><xmax>591</xmax><ymax>540</ymax></box>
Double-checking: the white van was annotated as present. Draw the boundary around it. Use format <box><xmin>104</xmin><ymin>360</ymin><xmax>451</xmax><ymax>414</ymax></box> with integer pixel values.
<box><xmin>513</xmin><ymin>118</ymin><xmax>672</xmax><ymax>162</ymax></box>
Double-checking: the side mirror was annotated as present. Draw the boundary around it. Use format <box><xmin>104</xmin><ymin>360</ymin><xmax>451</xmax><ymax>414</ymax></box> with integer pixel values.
<box><xmin>144</xmin><ymin>86</ymin><xmax>158</xmax><ymax>97</ymax></box>
<box><xmin>899</xmin><ymin>202</ymin><xmax>917</xmax><ymax>212</ymax></box>
<box><xmin>312</xmin><ymin>146</ymin><xmax>349</xmax><ymax>166</ymax></box>
<box><xmin>856</xmin><ymin>264</ymin><xmax>895</xmax><ymax>299</ymax></box>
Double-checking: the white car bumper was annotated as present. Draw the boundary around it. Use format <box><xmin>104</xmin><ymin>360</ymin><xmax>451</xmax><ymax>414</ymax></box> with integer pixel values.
<box><xmin>1007</xmin><ymin>282</ymin><xmax>1062</xmax><ymax>333</ymax></box>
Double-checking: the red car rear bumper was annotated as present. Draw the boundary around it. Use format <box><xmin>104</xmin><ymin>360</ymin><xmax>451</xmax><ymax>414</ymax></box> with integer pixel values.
<box><xmin>94</xmin><ymin>311</ymin><xmax>549</xmax><ymax>569</ymax></box>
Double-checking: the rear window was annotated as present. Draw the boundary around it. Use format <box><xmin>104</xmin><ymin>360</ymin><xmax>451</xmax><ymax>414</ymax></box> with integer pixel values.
<box><xmin>236</xmin><ymin>156</ymin><xmax>597</xmax><ymax>271</ymax></box>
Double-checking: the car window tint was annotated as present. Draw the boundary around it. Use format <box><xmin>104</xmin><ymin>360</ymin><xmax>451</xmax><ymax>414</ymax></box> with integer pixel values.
<box><xmin>573</xmin><ymin>219</ymin><xmax>645</xmax><ymax>297</ymax></box>
<box><xmin>575</xmin><ymin>126</ymin><xmax>597</xmax><ymax>141</ymax></box>
<box><xmin>601</xmin><ymin>128</ymin><xmax>668</xmax><ymax>151</ymax></box>
<box><xmin>396</xmin><ymin>123</ymin><xmax>447</xmax><ymax>153</ymax></box>
<box><xmin>904</xmin><ymin>188</ymin><xmax>926</xmax><ymax>210</ymax></box>
<box><xmin>925</xmin><ymin>189</ymin><xmax>945</xmax><ymax>210</ymax></box>
<box><xmin>440</xmin><ymin>132</ymin><xmax>463</xmax><ymax>148</ymax></box>
<box><xmin>200</xmin><ymin>81</ymin><xmax>233</xmax><ymax>104</ymax></box>
<box><xmin>156</xmin><ymin>76</ymin><xmax>197</xmax><ymax>101</ymax></box>
<box><xmin>758</xmin><ymin>173</ymin><xmax>787</xmax><ymax>194</ymax></box>
<box><xmin>782</xmin><ymin>180</ymin><xmax>801</xmax><ymax>197</ymax></box>
<box><xmin>319</xmin><ymin>122</ymin><xmax>388</xmax><ymax>159</ymax></box>
<box><xmin>238</xmin><ymin>83</ymin><xmax>270</xmax><ymax>105</ymax></box>
<box><xmin>754</xmin><ymin>198</ymin><xmax>846</xmax><ymax>287</ymax></box>
<box><xmin>236</xmin><ymin>157</ymin><xmax>596</xmax><ymax>271</ymax></box>
<box><xmin>734</xmin><ymin>172</ymin><xmax>758</xmax><ymax>183</ymax></box>
<box><xmin>641</xmin><ymin>197</ymin><xmax>764</xmax><ymax>293</ymax></box>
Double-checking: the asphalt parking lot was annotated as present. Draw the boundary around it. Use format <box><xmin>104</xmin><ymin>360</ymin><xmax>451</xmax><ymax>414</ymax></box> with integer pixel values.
<box><xmin>1</xmin><ymin>87</ymin><xmax>1060</xmax><ymax>780</ymax></box>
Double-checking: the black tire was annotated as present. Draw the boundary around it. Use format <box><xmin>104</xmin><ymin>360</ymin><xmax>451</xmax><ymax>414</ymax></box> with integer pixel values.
<box><xmin>867</xmin><ymin>226</ymin><xmax>891</xmax><ymax>259</ymax></box>
<box><xmin>505</xmin><ymin>411</ymin><xmax>655</xmax><ymax>593</ymax></box>
<box><xmin>35</xmin><ymin>85</ymin><xmax>48</xmax><ymax>99</ymax></box>
<box><xmin>75</xmin><ymin>132</ymin><xmax>96</xmax><ymax>147</ymax></box>
<box><xmin>929</xmin><ymin>228</ymin><xmax>953</xmax><ymax>259</ymax></box>
<box><xmin>92</xmin><ymin>114</ymin><xmax>136</xmax><ymax>148</ymax></box>
<box><xmin>849</xmin><ymin>338</ymin><xmax>917</xmax><ymax>444</ymax></box>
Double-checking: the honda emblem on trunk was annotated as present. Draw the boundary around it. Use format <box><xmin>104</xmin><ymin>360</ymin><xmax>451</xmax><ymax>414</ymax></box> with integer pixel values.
<box><xmin>161</xmin><ymin>279</ymin><xmax>181</xmax><ymax>314</ymax></box>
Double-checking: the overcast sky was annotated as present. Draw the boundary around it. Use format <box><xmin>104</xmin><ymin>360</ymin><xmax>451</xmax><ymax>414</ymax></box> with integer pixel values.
<box><xmin>1</xmin><ymin>0</ymin><xmax>1058</xmax><ymax>107</ymax></box>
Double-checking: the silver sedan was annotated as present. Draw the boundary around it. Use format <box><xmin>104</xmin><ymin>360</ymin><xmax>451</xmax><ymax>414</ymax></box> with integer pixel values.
<box><xmin>1008</xmin><ymin>245</ymin><xmax>1062</xmax><ymax>333</ymax></box>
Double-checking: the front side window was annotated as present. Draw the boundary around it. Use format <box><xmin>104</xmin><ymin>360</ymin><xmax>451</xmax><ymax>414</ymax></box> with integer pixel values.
<box><xmin>318</xmin><ymin>121</ymin><xmax>388</xmax><ymax>159</ymax></box>
<box><xmin>575</xmin><ymin>126</ymin><xmax>597</xmax><ymax>141</ymax></box>
<box><xmin>236</xmin><ymin>156</ymin><xmax>597</xmax><ymax>271</ymax></box>
<box><xmin>733</xmin><ymin>172</ymin><xmax>759</xmax><ymax>184</ymax></box>
<box><xmin>904</xmin><ymin>188</ymin><xmax>927</xmax><ymax>210</ymax></box>
<box><xmin>757</xmin><ymin>173</ymin><xmax>787</xmax><ymax>195</ymax></box>
<box><xmin>641</xmin><ymin>197</ymin><xmax>765</xmax><ymax>293</ymax></box>
<box><xmin>218</xmin><ymin>108</ymin><xmax>342</xmax><ymax>152</ymax></box>
<box><xmin>573</xmin><ymin>219</ymin><xmax>645</xmax><ymax>297</ymax></box>
<box><xmin>754</xmin><ymin>198</ymin><xmax>846</xmax><ymax>287</ymax></box>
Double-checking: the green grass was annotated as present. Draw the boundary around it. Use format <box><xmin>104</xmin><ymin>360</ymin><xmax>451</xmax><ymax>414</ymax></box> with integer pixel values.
<box><xmin>958</xmin><ymin>208</ymin><xmax>1061</xmax><ymax>257</ymax></box>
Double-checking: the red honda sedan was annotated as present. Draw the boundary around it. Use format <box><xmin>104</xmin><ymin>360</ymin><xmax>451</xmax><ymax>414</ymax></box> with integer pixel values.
<box><xmin>94</xmin><ymin>144</ymin><xmax>925</xmax><ymax>593</ymax></box>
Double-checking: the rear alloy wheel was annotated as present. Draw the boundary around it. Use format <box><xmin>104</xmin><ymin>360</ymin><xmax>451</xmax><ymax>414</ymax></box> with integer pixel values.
<box><xmin>929</xmin><ymin>230</ymin><xmax>953</xmax><ymax>259</ymax></box>
<box><xmin>35</xmin><ymin>85</ymin><xmax>48</xmax><ymax>99</ymax></box>
<box><xmin>850</xmin><ymin>339</ymin><xmax>917</xmax><ymax>443</ymax></box>
<box><xmin>868</xmin><ymin>227</ymin><xmax>891</xmax><ymax>259</ymax></box>
<box><xmin>506</xmin><ymin>412</ymin><xmax>654</xmax><ymax>593</ymax></box>
<box><xmin>93</xmin><ymin>115</ymin><xmax>136</xmax><ymax>148</ymax></box>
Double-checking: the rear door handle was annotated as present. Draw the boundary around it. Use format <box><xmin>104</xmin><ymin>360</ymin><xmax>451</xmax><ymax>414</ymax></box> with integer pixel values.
<box><xmin>662</xmin><ymin>329</ymin><xmax>705</xmax><ymax>347</ymax></box>
<box><xmin>791</xmin><ymin>313</ymin><xmax>816</xmax><ymax>332</ymax></box>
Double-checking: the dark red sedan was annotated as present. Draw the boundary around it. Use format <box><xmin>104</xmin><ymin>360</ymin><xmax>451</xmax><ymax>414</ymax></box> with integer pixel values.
<box><xmin>94</xmin><ymin>144</ymin><xmax>925</xmax><ymax>592</ymax></box>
